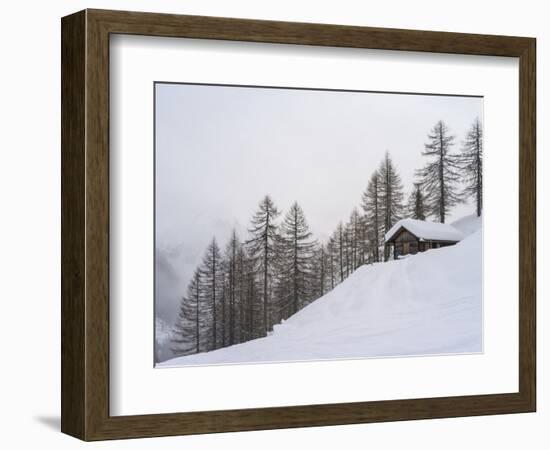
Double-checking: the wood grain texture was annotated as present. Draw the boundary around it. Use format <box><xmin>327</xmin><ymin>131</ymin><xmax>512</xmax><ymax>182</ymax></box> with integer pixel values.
<box><xmin>60</xmin><ymin>10</ymin><xmax>86</xmax><ymax>439</ymax></box>
<box><xmin>90</xmin><ymin>8</ymin><xmax>532</xmax><ymax>56</ymax></box>
<box><xmin>61</xmin><ymin>9</ymin><xmax>536</xmax><ymax>441</ymax></box>
<box><xmin>518</xmin><ymin>38</ymin><xmax>536</xmax><ymax>409</ymax></box>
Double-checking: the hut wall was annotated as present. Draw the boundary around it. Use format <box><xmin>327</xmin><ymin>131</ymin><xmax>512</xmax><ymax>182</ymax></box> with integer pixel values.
<box><xmin>393</xmin><ymin>229</ymin><xmax>420</xmax><ymax>257</ymax></box>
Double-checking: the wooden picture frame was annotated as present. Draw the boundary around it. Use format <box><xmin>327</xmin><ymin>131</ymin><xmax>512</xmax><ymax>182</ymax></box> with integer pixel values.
<box><xmin>61</xmin><ymin>9</ymin><xmax>536</xmax><ymax>441</ymax></box>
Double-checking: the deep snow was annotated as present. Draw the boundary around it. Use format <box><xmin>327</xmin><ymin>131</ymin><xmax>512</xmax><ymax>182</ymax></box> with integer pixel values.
<box><xmin>160</xmin><ymin>215</ymin><xmax>482</xmax><ymax>367</ymax></box>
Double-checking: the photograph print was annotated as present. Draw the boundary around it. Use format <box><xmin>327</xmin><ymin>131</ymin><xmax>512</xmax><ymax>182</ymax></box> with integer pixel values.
<box><xmin>154</xmin><ymin>83</ymin><xmax>483</xmax><ymax>367</ymax></box>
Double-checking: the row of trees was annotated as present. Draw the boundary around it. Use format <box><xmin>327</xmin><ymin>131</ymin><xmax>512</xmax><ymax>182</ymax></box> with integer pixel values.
<box><xmin>171</xmin><ymin>117</ymin><xmax>483</xmax><ymax>357</ymax></box>
<box><xmin>171</xmin><ymin>198</ymin><xmax>322</xmax><ymax>354</ymax></box>
<box><xmin>417</xmin><ymin>119</ymin><xmax>483</xmax><ymax>221</ymax></box>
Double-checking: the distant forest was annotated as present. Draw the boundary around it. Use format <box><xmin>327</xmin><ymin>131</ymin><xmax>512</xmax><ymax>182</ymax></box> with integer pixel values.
<box><xmin>170</xmin><ymin>118</ymin><xmax>483</xmax><ymax>357</ymax></box>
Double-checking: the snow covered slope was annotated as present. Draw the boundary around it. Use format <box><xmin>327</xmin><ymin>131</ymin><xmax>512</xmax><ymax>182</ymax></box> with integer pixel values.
<box><xmin>451</xmin><ymin>214</ymin><xmax>482</xmax><ymax>237</ymax></box>
<box><xmin>160</xmin><ymin>216</ymin><xmax>482</xmax><ymax>367</ymax></box>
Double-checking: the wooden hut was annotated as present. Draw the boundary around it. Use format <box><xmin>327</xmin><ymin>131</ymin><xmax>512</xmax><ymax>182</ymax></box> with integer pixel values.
<box><xmin>384</xmin><ymin>219</ymin><xmax>463</xmax><ymax>260</ymax></box>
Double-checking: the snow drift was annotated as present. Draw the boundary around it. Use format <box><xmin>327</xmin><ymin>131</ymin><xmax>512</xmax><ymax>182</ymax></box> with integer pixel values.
<box><xmin>160</xmin><ymin>215</ymin><xmax>482</xmax><ymax>367</ymax></box>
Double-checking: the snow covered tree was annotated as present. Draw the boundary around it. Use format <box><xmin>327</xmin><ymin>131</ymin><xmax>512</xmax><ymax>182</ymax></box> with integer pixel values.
<box><xmin>416</xmin><ymin>120</ymin><xmax>462</xmax><ymax>223</ymax></box>
<box><xmin>276</xmin><ymin>202</ymin><xmax>317</xmax><ymax>316</ymax></box>
<box><xmin>407</xmin><ymin>183</ymin><xmax>426</xmax><ymax>220</ymax></box>
<box><xmin>361</xmin><ymin>170</ymin><xmax>383</xmax><ymax>263</ymax></box>
<box><xmin>200</xmin><ymin>237</ymin><xmax>224</xmax><ymax>350</ymax></box>
<box><xmin>459</xmin><ymin>118</ymin><xmax>483</xmax><ymax>217</ymax></box>
<box><xmin>246</xmin><ymin>195</ymin><xmax>280</xmax><ymax>334</ymax></box>
<box><xmin>171</xmin><ymin>269</ymin><xmax>202</xmax><ymax>356</ymax></box>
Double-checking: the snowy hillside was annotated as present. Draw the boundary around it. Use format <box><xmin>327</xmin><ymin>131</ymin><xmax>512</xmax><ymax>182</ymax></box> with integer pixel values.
<box><xmin>160</xmin><ymin>216</ymin><xmax>482</xmax><ymax>367</ymax></box>
<box><xmin>451</xmin><ymin>214</ymin><xmax>482</xmax><ymax>236</ymax></box>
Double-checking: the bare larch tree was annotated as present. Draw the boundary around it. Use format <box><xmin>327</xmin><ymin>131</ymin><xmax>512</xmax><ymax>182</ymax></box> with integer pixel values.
<box><xmin>277</xmin><ymin>202</ymin><xmax>317</xmax><ymax>316</ymax></box>
<box><xmin>416</xmin><ymin>120</ymin><xmax>462</xmax><ymax>223</ymax></box>
<box><xmin>379</xmin><ymin>152</ymin><xmax>404</xmax><ymax>260</ymax></box>
<box><xmin>246</xmin><ymin>195</ymin><xmax>280</xmax><ymax>334</ymax></box>
<box><xmin>200</xmin><ymin>237</ymin><xmax>224</xmax><ymax>350</ymax></box>
<box><xmin>459</xmin><ymin>118</ymin><xmax>483</xmax><ymax>217</ymax></box>
<box><xmin>361</xmin><ymin>170</ymin><xmax>382</xmax><ymax>262</ymax></box>
<box><xmin>407</xmin><ymin>183</ymin><xmax>426</xmax><ymax>220</ymax></box>
<box><xmin>223</xmin><ymin>229</ymin><xmax>241</xmax><ymax>346</ymax></box>
<box><xmin>171</xmin><ymin>269</ymin><xmax>202</xmax><ymax>356</ymax></box>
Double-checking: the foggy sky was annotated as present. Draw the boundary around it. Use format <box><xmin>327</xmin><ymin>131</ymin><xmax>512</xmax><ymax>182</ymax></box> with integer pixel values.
<box><xmin>155</xmin><ymin>83</ymin><xmax>483</xmax><ymax>324</ymax></box>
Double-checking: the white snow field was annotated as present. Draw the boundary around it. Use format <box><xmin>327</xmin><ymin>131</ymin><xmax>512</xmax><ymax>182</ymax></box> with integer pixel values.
<box><xmin>160</xmin><ymin>215</ymin><xmax>482</xmax><ymax>367</ymax></box>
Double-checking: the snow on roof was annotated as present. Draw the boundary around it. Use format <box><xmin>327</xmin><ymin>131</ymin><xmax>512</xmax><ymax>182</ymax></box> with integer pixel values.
<box><xmin>384</xmin><ymin>218</ymin><xmax>464</xmax><ymax>243</ymax></box>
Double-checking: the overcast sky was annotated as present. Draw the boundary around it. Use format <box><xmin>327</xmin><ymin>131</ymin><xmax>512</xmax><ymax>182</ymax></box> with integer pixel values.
<box><xmin>155</xmin><ymin>83</ymin><xmax>482</xmax><ymax>324</ymax></box>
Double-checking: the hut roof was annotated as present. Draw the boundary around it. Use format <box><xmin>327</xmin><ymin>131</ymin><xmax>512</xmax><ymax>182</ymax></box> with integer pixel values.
<box><xmin>384</xmin><ymin>218</ymin><xmax>464</xmax><ymax>243</ymax></box>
